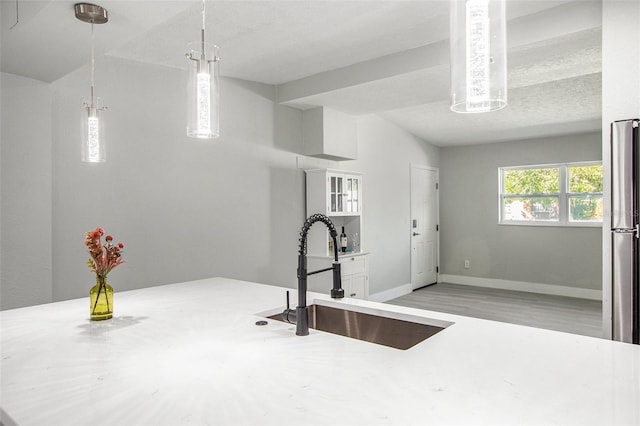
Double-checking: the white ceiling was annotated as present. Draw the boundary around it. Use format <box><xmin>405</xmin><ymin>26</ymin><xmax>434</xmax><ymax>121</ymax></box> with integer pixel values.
<box><xmin>0</xmin><ymin>0</ymin><xmax>602</xmax><ymax>147</ymax></box>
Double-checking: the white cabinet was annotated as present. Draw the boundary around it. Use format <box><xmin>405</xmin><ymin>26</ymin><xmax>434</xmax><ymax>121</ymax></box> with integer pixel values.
<box><xmin>305</xmin><ymin>169</ymin><xmax>363</xmax><ymax>256</ymax></box>
<box><xmin>307</xmin><ymin>254</ymin><xmax>369</xmax><ymax>300</ymax></box>
<box><xmin>305</xmin><ymin>168</ymin><xmax>368</xmax><ymax>299</ymax></box>
<box><xmin>327</xmin><ymin>172</ymin><xmax>361</xmax><ymax>215</ymax></box>
<box><xmin>302</xmin><ymin>107</ymin><xmax>358</xmax><ymax>161</ymax></box>
<box><xmin>344</xmin><ymin>274</ymin><xmax>367</xmax><ymax>299</ymax></box>
<box><xmin>340</xmin><ymin>255</ymin><xmax>368</xmax><ymax>298</ymax></box>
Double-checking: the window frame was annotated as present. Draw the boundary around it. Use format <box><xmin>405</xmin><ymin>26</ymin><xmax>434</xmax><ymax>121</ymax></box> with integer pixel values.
<box><xmin>498</xmin><ymin>161</ymin><xmax>603</xmax><ymax>227</ymax></box>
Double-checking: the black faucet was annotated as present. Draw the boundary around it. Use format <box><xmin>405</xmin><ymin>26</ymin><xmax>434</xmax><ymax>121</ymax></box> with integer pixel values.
<box><xmin>283</xmin><ymin>214</ymin><xmax>344</xmax><ymax>336</ymax></box>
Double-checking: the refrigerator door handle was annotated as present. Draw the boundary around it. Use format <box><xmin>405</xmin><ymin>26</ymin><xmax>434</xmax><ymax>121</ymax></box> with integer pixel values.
<box><xmin>613</xmin><ymin>228</ymin><xmax>635</xmax><ymax>233</ymax></box>
<box><xmin>612</xmin><ymin>231</ymin><xmax>635</xmax><ymax>343</ymax></box>
<box><xmin>611</xmin><ymin>120</ymin><xmax>637</xmax><ymax>230</ymax></box>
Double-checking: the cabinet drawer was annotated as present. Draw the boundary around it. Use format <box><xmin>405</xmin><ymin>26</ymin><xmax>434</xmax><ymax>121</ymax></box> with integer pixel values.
<box><xmin>341</xmin><ymin>257</ymin><xmax>365</xmax><ymax>275</ymax></box>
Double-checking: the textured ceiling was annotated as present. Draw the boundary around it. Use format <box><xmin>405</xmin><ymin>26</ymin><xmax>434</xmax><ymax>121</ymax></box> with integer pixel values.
<box><xmin>0</xmin><ymin>0</ymin><xmax>602</xmax><ymax>146</ymax></box>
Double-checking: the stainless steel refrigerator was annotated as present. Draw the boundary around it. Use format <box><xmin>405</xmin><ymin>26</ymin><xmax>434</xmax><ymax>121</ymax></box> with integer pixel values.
<box><xmin>611</xmin><ymin>118</ymin><xmax>640</xmax><ymax>344</ymax></box>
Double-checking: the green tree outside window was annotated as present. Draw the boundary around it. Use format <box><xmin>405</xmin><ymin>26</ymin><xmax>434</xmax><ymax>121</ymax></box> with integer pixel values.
<box><xmin>500</xmin><ymin>163</ymin><xmax>603</xmax><ymax>224</ymax></box>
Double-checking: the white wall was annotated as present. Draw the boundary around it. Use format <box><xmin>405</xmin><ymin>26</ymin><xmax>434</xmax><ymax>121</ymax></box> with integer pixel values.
<box><xmin>601</xmin><ymin>0</ymin><xmax>640</xmax><ymax>338</ymax></box>
<box><xmin>348</xmin><ymin>115</ymin><xmax>440</xmax><ymax>295</ymax></box>
<box><xmin>48</xmin><ymin>57</ymin><xmax>307</xmax><ymax>302</ymax></box>
<box><xmin>0</xmin><ymin>73</ymin><xmax>53</xmax><ymax>309</ymax></box>
<box><xmin>1</xmin><ymin>56</ymin><xmax>440</xmax><ymax>308</ymax></box>
<box><xmin>440</xmin><ymin>132</ymin><xmax>603</xmax><ymax>294</ymax></box>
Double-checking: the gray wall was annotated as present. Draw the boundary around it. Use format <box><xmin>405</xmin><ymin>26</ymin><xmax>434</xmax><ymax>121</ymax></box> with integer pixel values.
<box><xmin>49</xmin><ymin>57</ymin><xmax>308</xmax><ymax>303</ymax></box>
<box><xmin>349</xmin><ymin>115</ymin><xmax>439</xmax><ymax>295</ymax></box>
<box><xmin>1</xmin><ymin>73</ymin><xmax>53</xmax><ymax>309</ymax></box>
<box><xmin>439</xmin><ymin>132</ymin><xmax>602</xmax><ymax>291</ymax></box>
<box><xmin>1</xmin><ymin>57</ymin><xmax>439</xmax><ymax>309</ymax></box>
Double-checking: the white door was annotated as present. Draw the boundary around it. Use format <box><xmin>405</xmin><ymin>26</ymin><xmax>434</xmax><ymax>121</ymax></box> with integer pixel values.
<box><xmin>410</xmin><ymin>166</ymin><xmax>438</xmax><ymax>290</ymax></box>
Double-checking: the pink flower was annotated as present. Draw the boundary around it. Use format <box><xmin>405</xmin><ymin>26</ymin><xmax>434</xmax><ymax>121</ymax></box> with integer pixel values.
<box><xmin>85</xmin><ymin>228</ymin><xmax>125</xmax><ymax>279</ymax></box>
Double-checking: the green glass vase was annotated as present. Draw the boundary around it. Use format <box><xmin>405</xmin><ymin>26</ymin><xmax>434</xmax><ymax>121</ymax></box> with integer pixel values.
<box><xmin>90</xmin><ymin>277</ymin><xmax>113</xmax><ymax>321</ymax></box>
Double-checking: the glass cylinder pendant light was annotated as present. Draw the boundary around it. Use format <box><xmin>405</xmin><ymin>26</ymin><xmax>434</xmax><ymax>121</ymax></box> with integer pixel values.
<box><xmin>75</xmin><ymin>3</ymin><xmax>108</xmax><ymax>162</ymax></box>
<box><xmin>186</xmin><ymin>0</ymin><xmax>220</xmax><ymax>139</ymax></box>
<box><xmin>450</xmin><ymin>0</ymin><xmax>507</xmax><ymax>113</ymax></box>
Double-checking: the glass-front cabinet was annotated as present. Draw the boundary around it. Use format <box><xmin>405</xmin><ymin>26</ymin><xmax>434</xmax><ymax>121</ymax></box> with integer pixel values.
<box><xmin>329</xmin><ymin>174</ymin><xmax>343</xmax><ymax>213</ymax></box>
<box><xmin>328</xmin><ymin>173</ymin><xmax>361</xmax><ymax>215</ymax></box>
<box><xmin>306</xmin><ymin>168</ymin><xmax>364</xmax><ymax>256</ymax></box>
<box><xmin>345</xmin><ymin>175</ymin><xmax>360</xmax><ymax>214</ymax></box>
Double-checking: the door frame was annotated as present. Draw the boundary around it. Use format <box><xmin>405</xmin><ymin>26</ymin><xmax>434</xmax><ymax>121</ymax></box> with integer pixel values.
<box><xmin>410</xmin><ymin>164</ymin><xmax>440</xmax><ymax>289</ymax></box>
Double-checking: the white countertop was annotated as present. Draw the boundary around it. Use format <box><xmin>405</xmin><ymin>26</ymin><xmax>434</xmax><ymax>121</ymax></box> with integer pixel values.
<box><xmin>1</xmin><ymin>277</ymin><xmax>639</xmax><ymax>425</ymax></box>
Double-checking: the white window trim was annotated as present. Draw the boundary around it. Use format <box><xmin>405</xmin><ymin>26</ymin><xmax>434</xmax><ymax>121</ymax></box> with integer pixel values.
<box><xmin>498</xmin><ymin>161</ymin><xmax>603</xmax><ymax>228</ymax></box>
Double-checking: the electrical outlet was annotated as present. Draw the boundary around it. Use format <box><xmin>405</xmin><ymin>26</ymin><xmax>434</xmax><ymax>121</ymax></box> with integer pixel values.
<box><xmin>464</xmin><ymin>259</ymin><xmax>470</xmax><ymax>269</ymax></box>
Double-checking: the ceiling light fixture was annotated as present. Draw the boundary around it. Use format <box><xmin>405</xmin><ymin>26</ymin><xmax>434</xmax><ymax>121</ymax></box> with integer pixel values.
<box><xmin>75</xmin><ymin>3</ymin><xmax>108</xmax><ymax>162</ymax></box>
<box><xmin>450</xmin><ymin>0</ymin><xmax>507</xmax><ymax>113</ymax></box>
<box><xmin>186</xmin><ymin>0</ymin><xmax>220</xmax><ymax>139</ymax></box>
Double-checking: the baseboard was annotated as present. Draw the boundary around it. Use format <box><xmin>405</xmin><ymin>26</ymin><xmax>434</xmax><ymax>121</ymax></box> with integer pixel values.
<box><xmin>439</xmin><ymin>274</ymin><xmax>602</xmax><ymax>301</ymax></box>
<box><xmin>369</xmin><ymin>283</ymin><xmax>413</xmax><ymax>302</ymax></box>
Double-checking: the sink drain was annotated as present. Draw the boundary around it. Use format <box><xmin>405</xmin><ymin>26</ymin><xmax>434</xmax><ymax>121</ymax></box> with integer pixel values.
<box><xmin>255</xmin><ymin>320</ymin><xmax>268</xmax><ymax>326</ymax></box>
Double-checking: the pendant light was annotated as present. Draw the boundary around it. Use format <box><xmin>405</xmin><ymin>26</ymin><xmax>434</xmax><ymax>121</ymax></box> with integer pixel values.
<box><xmin>450</xmin><ymin>0</ymin><xmax>507</xmax><ymax>113</ymax></box>
<box><xmin>186</xmin><ymin>0</ymin><xmax>220</xmax><ymax>139</ymax></box>
<box><xmin>75</xmin><ymin>3</ymin><xmax>108</xmax><ymax>162</ymax></box>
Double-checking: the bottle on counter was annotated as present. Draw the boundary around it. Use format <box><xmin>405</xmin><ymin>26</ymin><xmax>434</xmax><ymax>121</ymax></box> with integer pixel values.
<box><xmin>340</xmin><ymin>226</ymin><xmax>348</xmax><ymax>253</ymax></box>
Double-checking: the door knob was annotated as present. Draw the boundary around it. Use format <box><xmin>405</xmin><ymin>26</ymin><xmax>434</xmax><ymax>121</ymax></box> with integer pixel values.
<box><xmin>413</xmin><ymin>232</ymin><xmax>420</xmax><ymax>236</ymax></box>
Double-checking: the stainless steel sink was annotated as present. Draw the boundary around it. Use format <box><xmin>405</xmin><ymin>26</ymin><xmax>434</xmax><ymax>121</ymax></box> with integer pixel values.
<box><xmin>266</xmin><ymin>303</ymin><xmax>451</xmax><ymax>350</ymax></box>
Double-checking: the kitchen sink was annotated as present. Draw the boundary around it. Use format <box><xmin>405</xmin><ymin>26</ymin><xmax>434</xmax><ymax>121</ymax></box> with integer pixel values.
<box><xmin>265</xmin><ymin>302</ymin><xmax>451</xmax><ymax>350</ymax></box>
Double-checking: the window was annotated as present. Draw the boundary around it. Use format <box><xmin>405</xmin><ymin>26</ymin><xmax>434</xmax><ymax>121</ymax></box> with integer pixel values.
<box><xmin>499</xmin><ymin>162</ymin><xmax>603</xmax><ymax>226</ymax></box>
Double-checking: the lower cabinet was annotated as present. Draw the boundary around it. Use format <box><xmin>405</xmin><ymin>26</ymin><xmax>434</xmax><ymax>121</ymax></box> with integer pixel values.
<box><xmin>306</xmin><ymin>253</ymin><xmax>369</xmax><ymax>300</ymax></box>
<box><xmin>342</xmin><ymin>272</ymin><xmax>366</xmax><ymax>299</ymax></box>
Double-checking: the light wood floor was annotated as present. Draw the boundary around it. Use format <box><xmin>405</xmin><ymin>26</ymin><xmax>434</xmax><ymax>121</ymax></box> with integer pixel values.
<box><xmin>386</xmin><ymin>283</ymin><xmax>603</xmax><ymax>338</ymax></box>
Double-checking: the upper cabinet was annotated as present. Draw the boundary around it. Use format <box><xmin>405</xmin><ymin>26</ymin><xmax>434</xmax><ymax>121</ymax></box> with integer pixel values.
<box><xmin>307</xmin><ymin>169</ymin><xmax>362</xmax><ymax>217</ymax></box>
<box><xmin>306</xmin><ymin>168</ymin><xmax>363</xmax><ymax>257</ymax></box>
<box><xmin>327</xmin><ymin>172</ymin><xmax>361</xmax><ymax>215</ymax></box>
<box><xmin>302</xmin><ymin>107</ymin><xmax>358</xmax><ymax>161</ymax></box>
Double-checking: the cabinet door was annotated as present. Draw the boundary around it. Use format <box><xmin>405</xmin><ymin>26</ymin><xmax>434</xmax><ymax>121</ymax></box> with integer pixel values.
<box><xmin>328</xmin><ymin>174</ymin><xmax>345</xmax><ymax>214</ymax></box>
<box><xmin>346</xmin><ymin>273</ymin><xmax>366</xmax><ymax>298</ymax></box>
<box><xmin>345</xmin><ymin>176</ymin><xmax>361</xmax><ymax>214</ymax></box>
<box><xmin>341</xmin><ymin>274</ymin><xmax>353</xmax><ymax>297</ymax></box>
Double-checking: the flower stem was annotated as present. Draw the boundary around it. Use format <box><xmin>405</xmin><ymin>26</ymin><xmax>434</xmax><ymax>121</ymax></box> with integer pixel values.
<box><xmin>91</xmin><ymin>277</ymin><xmax>108</xmax><ymax>314</ymax></box>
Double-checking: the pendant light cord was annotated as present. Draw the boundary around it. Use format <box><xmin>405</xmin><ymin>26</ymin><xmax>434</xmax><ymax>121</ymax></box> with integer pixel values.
<box><xmin>201</xmin><ymin>0</ymin><xmax>206</xmax><ymax>61</ymax></box>
<box><xmin>90</xmin><ymin>22</ymin><xmax>95</xmax><ymax>107</ymax></box>
<box><xmin>202</xmin><ymin>0</ymin><xmax>206</xmax><ymax>33</ymax></box>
